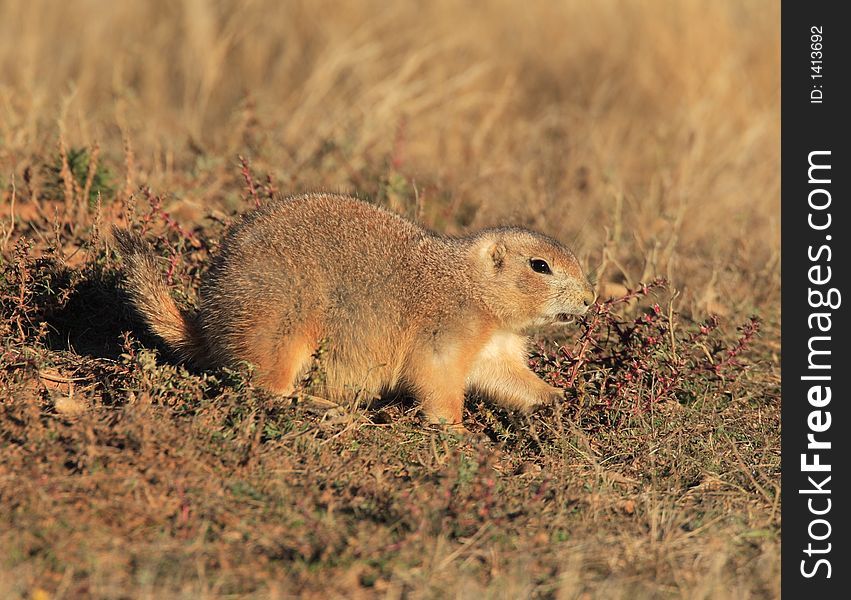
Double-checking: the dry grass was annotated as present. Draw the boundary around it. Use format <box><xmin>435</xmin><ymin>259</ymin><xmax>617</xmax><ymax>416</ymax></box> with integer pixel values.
<box><xmin>0</xmin><ymin>0</ymin><xmax>779</xmax><ymax>598</ymax></box>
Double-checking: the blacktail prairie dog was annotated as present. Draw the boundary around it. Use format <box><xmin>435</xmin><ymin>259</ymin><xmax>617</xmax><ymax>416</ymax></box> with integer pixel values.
<box><xmin>114</xmin><ymin>193</ymin><xmax>596</xmax><ymax>428</ymax></box>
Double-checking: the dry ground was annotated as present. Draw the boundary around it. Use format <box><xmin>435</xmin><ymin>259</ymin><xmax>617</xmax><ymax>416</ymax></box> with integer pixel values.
<box><xmin>1</xmin><ymin>1</ymin><xmax>780</xmax><ymax>598</ymax></box>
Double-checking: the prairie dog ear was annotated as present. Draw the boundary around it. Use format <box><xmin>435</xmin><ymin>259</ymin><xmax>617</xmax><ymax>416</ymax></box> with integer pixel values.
<box><xmin>477</xmin><ymin>239</ymin><xmax>507</xmax><ymax>270</ymax></box>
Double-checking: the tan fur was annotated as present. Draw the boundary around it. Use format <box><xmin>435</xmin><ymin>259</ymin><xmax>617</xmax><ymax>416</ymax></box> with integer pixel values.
<box><xmin>114</xmin><ymin>193</ymin><xmax>595</xmax><ymax>428</ymax></box>
<box><xmin>112</xmin><ymin>229</ymin><xmax>206</xmax><ymax>362</ymax></box>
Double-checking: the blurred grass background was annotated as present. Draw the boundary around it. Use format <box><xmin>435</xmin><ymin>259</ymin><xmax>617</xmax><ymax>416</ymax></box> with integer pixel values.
<box><xmin>0</xmin><ymin>0</ymin><xmax>779</xmax><ymax>317</ymax></box>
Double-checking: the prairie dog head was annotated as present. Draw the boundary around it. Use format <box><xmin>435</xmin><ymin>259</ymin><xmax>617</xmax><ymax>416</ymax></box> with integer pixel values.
<box><xmin>469</xmin><ymin>228</ymin><xmax>596</xmax><ymax>330</ymax></box>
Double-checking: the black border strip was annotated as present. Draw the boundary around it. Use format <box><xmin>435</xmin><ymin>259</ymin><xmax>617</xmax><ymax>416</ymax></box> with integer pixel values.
<box><xmin>781</xmin><ymin>2</ymin><xmax>849</xmax><ymax>596</ymax></box>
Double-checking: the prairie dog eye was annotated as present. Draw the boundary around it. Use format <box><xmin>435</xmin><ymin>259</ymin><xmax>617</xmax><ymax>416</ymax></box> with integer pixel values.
<box><xmin>529</xmin><ymin>259</ymin><xmax>552</xmax><ymax>274</ymax></box>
